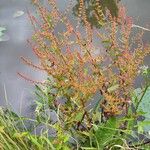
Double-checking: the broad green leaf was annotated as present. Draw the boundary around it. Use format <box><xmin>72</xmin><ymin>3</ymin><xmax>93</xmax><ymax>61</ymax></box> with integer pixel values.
<box><xmin>95</xmin><ymin>117</ymin><xmax>119</xmax><ymax>148</ymax></box>
<box><xmin>138</xmin><ymin>121</ymin><xmax>150</xmax><ymax>134</ymax></box>
<box><xmin>138</xmin><ymin>124</ymin><xmax>143</xmax><ymax>133</ymax></box>
<box><xmin>63</xmin><ymin>134</ymin><xmax>70</xmax><ymax>143</ymax></box>
<box><xmin>133</xmin><ymin>87</ymin><xmax>150</xmax><ymax>131</ymax></box>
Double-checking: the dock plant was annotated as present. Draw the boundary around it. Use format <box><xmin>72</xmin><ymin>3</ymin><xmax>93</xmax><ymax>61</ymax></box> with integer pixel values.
<box><xmin>1</xmin><ymin>0</ymin><xmax>150</xmax><ymax>149</ymax></box>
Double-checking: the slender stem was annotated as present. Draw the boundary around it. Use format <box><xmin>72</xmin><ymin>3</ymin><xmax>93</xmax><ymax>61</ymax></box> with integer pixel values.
<box><xmin>76</xmin><ymin>111</ymin><xmax>86</xmax><ymax>130</ymax></box>
<box><xmin>135</xmin><ymin>85</ymin><xmax>149</xmax><ymax>112</ymax></box>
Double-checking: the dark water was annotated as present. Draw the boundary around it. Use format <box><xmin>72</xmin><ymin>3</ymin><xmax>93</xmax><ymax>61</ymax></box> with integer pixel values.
<box><xmin>0</xmin><ymin>0</ymin><xmax>150</xmax><ymax>116</ymax></box>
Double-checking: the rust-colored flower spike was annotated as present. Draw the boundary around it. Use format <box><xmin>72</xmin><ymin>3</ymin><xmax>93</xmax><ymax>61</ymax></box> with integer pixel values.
<box><xmin>94</xmin><ymin>0</ymin><xmax>105</xmax><ymax>24</ymax></box>
<box><xmin>98</xmin><ymin>6</ymin><xmax>150</xmax><ymax>115</ymax></box>
<box><xmin>78</xmin><ymin>0</ymin><xmax>93</xmax><ymax>45</ymax></box>
<box><xmin>19</xmin><ymin>0</ymin><xmax>150</xmax><ymax>124</ymax></box>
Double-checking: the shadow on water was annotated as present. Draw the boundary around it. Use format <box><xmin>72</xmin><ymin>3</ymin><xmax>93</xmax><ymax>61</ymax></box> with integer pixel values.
<box><xmin>0</xmin><ymin>0</ymin><xmax>150</xmax><ymax>116</ymax></box>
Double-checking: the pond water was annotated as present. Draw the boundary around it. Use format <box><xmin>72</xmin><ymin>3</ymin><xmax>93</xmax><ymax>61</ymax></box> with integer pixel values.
<box><xmin>0</xmin><ymin>0</ymin><xmax>150</xmax><ymax>116</ymax></box>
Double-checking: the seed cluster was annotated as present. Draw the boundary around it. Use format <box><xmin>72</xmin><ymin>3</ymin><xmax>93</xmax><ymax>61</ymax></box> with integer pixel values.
<box><xmin>21</xmin><ymin>0</ymin><xmax>150</xmax><ymax>120</ymax></box>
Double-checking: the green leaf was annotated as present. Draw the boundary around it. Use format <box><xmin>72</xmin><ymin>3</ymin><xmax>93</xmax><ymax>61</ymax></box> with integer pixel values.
<box><xmin>74</xmin><ymin>111</ymin><xmax>84</xmax><ymax>122</ymax></box>
<box><xmin>42</xmin><ymin>136</ymin><xmax>55</xmax><ymax>150</ymax></box>
<box><xmin>29</xmin><ymin>135</ymin><xmax>43</xmax><ymax>148</ymax></box>
<box><xmin>138</xmin><ymin>121</ymin><xmax>150</xmax><ymax>134</ymax></box>
<box><xmin>13</xmin><ymin>132</ymin><xmax>28</xmax><ymax>138</ymax></box>
<box><xmin>133</xmin><ymin>86</ymin><xmax>150</xmax><ymax>131</ymax></box>
<box><xmin>138</xmin><ymin>124</ymin><xmax>143</xmax><ymax>133</ymax></box>
<box><xmin>63</xmin><ymin>134</ymin><xmax>70</xmax><ymax>143</ymax></box>
<box><xmin>95</xmin><ymin>117</ymin><xmax>119</xmax><ymax>148</ymax></box>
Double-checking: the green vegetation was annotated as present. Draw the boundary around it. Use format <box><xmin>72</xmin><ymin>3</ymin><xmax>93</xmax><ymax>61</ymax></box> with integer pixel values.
<box><xmin>0</xmin><ymin>0</ymin><xmax>150</xmax><ymax>149</ymax></box>
<box><xmin>0</xmin><ymin>81</ymin><xmax>150</xmax><ymax>149</ymax></box>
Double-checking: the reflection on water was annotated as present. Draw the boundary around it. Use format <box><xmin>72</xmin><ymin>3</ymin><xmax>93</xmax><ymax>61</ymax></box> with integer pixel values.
<box><xmin>0</xmin><ymin>0</ymin><xmax>149</xmax><ymax>115</ymax></box>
